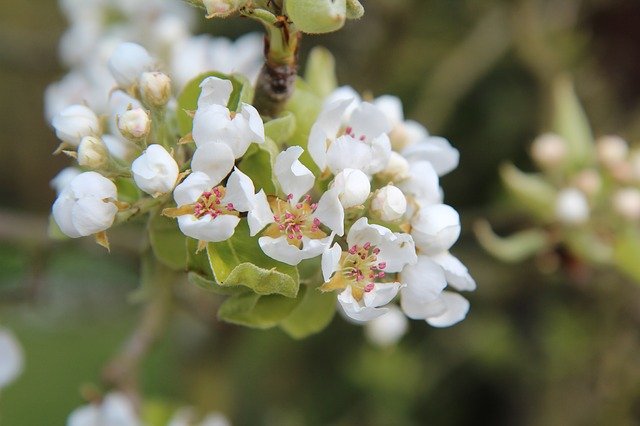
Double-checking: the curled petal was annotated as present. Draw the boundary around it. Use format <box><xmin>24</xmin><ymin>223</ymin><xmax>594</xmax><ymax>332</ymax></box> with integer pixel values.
<box><xmin>173</xmin><ymin>171</ymin><xmax>212</xmax><ymax>206</ymax></box>
<box><xmin>314</xmin><ymin>188</ymin><xmax>344</xmax><ymax>236</ymax></box>
<box><xmin>431</xmin><ymin>252</ymin><xmax>476</xmax><ymax>291</ymax></box>
<box><xmin>274</xmin><ymin>146</ymin><xmax>315</xmax><ymax>202</ymax></box>
<box><xmin>191</xmin><ymin>142</ymin><xmax>235</xmax><ymax>185</ymax></box>
<box><xmin>177</xmin><ymin>214</ymin><xmax>241</xmax><ymax>242</ymax></box>
<box><xmin>198</xmin><ymin>76</ymin><xmax>233</xmax><ymax>109</ymax></box>
<box><xmin>322</xmin><ymin>243</ymin><xmax>342</xmax><ymax>282</ymax></box>
<box><xmin>426</xmin><ymin>291</ymin><xmax>470</xmax><ymax>327</ymax></box>
<box><xmin>247</xmin><ymin>190</ymin><xmax>274</xmax><ymax>236</ymax></box>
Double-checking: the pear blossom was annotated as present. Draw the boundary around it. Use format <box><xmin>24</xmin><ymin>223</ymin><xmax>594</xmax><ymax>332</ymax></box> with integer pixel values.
<box><xmin>321</xmin><ymin>217</ymin><xmax>417</xmax><ymax>321</ymax></box>
<box><xmin>52</xmin><ymin>104</ymin><xmax>101</xmax><ymax>146</ymax></box>
<box><xmin>401</xmin><ymin>136</ymin><xmax>460</xmax><ymax>177</ymax></box>
<box><xmin>132</xmin><ymin>144</ymin><xmax>179</xmax><ymax>196</ymax></box>
<box><xmin>0</xmin><ymin>328</ymin><xmax>24</xmax><ymax>389</ymax></box>
<box><xmin>596</xmin><ymin>135</ymin><xmax>628</xmax><ymax>168</ymax></box>
<box><xmin>371</xmin><ymin>185</ymin><xmax>407</xmax><ymax>222</ymax></box>
<box><xmin>108</xmin><ymin>42</ymin><xmax>155</xmax><ymax>88</ymax></box>
<box><xmin>411</xmin><ymin>204</ymin><xmax>461</xmax><ymax>255</ymax></box>
<box><xmin>425</xmin><ymin>291</ymin><xmax>470</xmax><ymax>328</ymax></box>
<box><xmin>555</xmin><ymin>188</ymin><xmax>589</xmax><ymax>225</ymax></box>
<box><xmin>530</xmin><ymin>133</ymin><xmax>567</xmax><ymax>168</ymax></box>
<box><xmin>77</xmin><ymin>136</ymin><xmax>109</xmax><ymax>169</ymax></box>
<box><xmin>67</xmin><ymin>392</ymin><xmax>140</xmax><ymax>426</ymax></box>
<box><xmin>192</xmin><ymin>76</ymin><xmax>264</xmax><ymax>158</ymax></box>
<box><xmin>117</xmin><ymin>108</ymin><xmax>150</xmax><ymax>141</ymax></box>
<box><xmin>247</xmin><ymin>147</ymin><xmax>343</xmax><ymax>265</ymax></box>
<box><xmin>52</xmin><ymin>172</ymin><xmax>118</xmax><ymax>238</ymax></box>
<box><xmin>308</xmin><ymin>96</ymin><xmax>392</xmax><ymax>176</ymax></box>
<box><xmin>331</xmin><ymin>168</ymin><xmax>371</xmax><ymax>208</ymax></box>
<box><xmin>365</xmin><ymin>305</ymin><xmax>409</xmax><ymax>347</ymax></box>
<box><xmin>139</xmin><ymin>71</ymin><xmax>171</xmax><ymax>107</ymax></box>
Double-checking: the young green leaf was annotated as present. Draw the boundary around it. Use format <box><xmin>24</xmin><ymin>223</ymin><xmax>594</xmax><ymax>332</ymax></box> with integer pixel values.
<box><xmin>148</xmin><ymin>212</ymin><xmax>187</xmax><ymax>271</ymax></box>
<box><xmin>280</xmin><ymin>286</ymin><xmax>337</xmax><ymax>339</ymax></box>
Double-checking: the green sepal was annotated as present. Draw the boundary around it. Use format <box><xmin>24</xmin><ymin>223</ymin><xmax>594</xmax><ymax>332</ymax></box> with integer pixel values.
<box><xmin>217</xmin><ymin>292</ymin><xmax>300</xmax><ymax>329</ymax></box>
<box><xmin>176</xmin><ymin>71</ymin><xmax>255</xmax><ymax>136</ymax></box>
<box><xmin>206</xmin><ymin>221</ymin><xmax>300</xmax><ymax>298</ymax></box>
<box><xmin>264</xmin><ymin>112</ymin><xmax>297</xmax><ymax>145</ymax></box>
<box><xmin>499</xmin><ymin>163</ymin><xmax>557</xmax><ymax>221</ymax></box>
<box><xmin>304</xmin><ymin>46</ymin><xmax>337</xmax><ymax>99</ymax></box>
<box><xmin>237</xmin><ymin>139</ymin><xmax>280</xmax><ymax>195</ymax></box>
<box><xmin>148</xmin><ymin>212</ymin><xmax>187</xmax><ymax>271</ymax></box>
<box><xmin>279</xmin><ymin>286</ymin><xmax>336</xmax><ymax>339</ymax></box>
<box><xmin>474</xmin><ymin>220</ymin><xmax>550</xmax><ymax>263</ymax></box>
<box><xmin>115</xmin><ymin>177</ymin><xmax>141</xmax><ymax>204</ymax></box>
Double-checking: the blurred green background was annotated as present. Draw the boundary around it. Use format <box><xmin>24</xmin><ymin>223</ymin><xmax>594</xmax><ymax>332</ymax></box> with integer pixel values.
<box><xmin>3</xmin><ymin>0</ymin><xmax>640</xmax><ymax>424</ymax></box>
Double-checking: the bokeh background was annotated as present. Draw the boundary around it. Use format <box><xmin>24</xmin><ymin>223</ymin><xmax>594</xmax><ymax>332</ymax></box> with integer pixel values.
<box><xmin>3</xmin><ymin>0</ymin><xmax>640</xmax><ymax>424</ymax></box>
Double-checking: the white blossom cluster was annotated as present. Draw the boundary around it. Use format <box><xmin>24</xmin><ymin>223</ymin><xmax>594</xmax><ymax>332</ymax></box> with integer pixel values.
<box><xmin>45</xmin><ymin>0</ymin><xmax>263</xmax><ymax>122</ymax></box>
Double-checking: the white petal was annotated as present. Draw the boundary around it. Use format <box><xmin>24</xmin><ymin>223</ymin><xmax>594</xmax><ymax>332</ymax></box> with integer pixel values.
<box><xmin>191</xmin><ymin>105</ymin><xmax>232</xmax><ymax>146</ymax></box>
<box><xmin>308</xmin><ymin>98</ymin><xmax>353</xmax><ymax>171</ymax></box>
<box><xmin>100</xmin><ymin>393</ymin><xmax>140</xmax><ymax>426</ymax></box>
<box><xmin>431</xmin><ymin>252</ymin><xmax>476</xmax><ymax>291</ymax></box>
<box><xmin>173</xmin><ymin>171</ymin><xmax>212</xmax><ymax>206</ymax></box>
<box><xmin>321</xmin><ymin>243</ymin><xmax>342</xmax><ymax>282</ymax></box>
<box><xmin>224</xmin><ymin>168</ymin><xmax>257</xmax><ymax>212</ymax></box>
<box><xmin>52</xmin><ymin>191</ymin><xmax>82</xmax><ymax>238</ymax></box>
<box><xmin>191</xmin><ymin>142</ymin><xmax>235</xmax><ymax>185</ymax></box>
<box><xmin>198</xmin><ymin>76</ymin><xmax>233</xmax><ymax>109</ymax></box>
<box><xmin>368</xmin><ymin>134</ymin><xmax>392</xmax><ymax>174</ymax></box>
<box><xmin>365</xmin><ymin>305</ymin><xmax>409</xmax><ymax>347</ymax></box>
<box><xmin>239</xmin><ymin>102</ymin><xmax>265</xmax><ymax>144</ymax></box>
<box><xmin>400</xmin><ymin>255</ymin><xmax>447</xmax><ymax>302</ymax></box>
<box><xmin>69</xmin><ymin>172</ymin><xmax>117</xmax><ymax>200</ymax></box>
<box><xmin>326</xmin><ymin>135</ymin><xmax>374</xmax><ymax>175</ymax></box>
<box><xmin>400</xmin><ymin>288</ymin><xmax>447</xmax><ymax>320</ymax></box>
<box><xmin>71</xmin><ymin>198</ymin><xmax>118</xmax><ymax>236</ymax></box>
<box><xmin>399</xmin><ymin>160</ymin><xmax>442</xmax><ymax>206</ymax></box>
<box><xmin>338</xmin><ymin>287</ymin><xmax>388</xmax><ymax>322</ymax></box>
<box><xmin>363</xmin><ymin>282</ymin><xmax>403</xmax><ymax>308</ymax></box>
<box><xmin>108</xmin><ymin>42</ymin><xmax>155</xmax><ymax>88</ymax></box>
<box><xmin>177</xmin><ymin>214</ymin><xmax>241</xmax><ymax>242</ymax></box>
<box><xmin>0</xmin><ymin>329</ymin><xmax>23</xmax><ymax>388</ymax></box>
<box><xmin>247</xmin><ymin>190</ymin><xmax>274</xmax><ymax>236</ymax></box>
<box><xmin>426</xmin><ymin>292</ymin><xmax>470</xmax><ymax>327</ymax></box>
<box><xmin>332</xmin><ymin>168</ymin><xmax>370</xmax><ymax>208</ymax></box>
<box><xmin>323</xmin><ymin>86</ymin><xmax>361</xmax><ymax>116</ymax></box>
<box><xmin>258</xmin><ymin>236</ymin><xmax>305</xmax><ymax>265</ymax></box>
<box><xmin>314</xmin><ymin>188</ymin><xmax>345</xmax><ymax>236</ymax></box>
<box><xmin>373</xmin><ymin>95</ymin><xmax>404</xmax><ymax>126</ymax></box>
<box><xmin>132</xmin><ymin>144</ymin><xmax>179</xmax><ymax>195</ymax></box>
<box><xmin>274</xmin><ymin>146</ymin><xmax>315</xmax><ymax>202</ymax></box>
<box><xmin>350</xmin><ymin>102</ymin><xmax>392</xmax><ymax>139</ymax></box>
<box><xmin>402</xmin><ymin>136</ymin><xmax>460</xmax><ymax>176</ymax></box>
<box><xmin>411</xmin><ymin>204</ymin><xmax>461</xmax><ymax>255</ymax></box>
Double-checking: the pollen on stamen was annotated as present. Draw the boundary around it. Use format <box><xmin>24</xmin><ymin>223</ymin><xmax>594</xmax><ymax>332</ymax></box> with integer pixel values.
<box><xmin>364</xmin><ymin>283</ymin><xmax>375</xmax><ymax>292</ymax></box>
<box><xmin>286</xmin><ymin>193</ymin><xmax>294</xmax><ymax>201</ymax></box>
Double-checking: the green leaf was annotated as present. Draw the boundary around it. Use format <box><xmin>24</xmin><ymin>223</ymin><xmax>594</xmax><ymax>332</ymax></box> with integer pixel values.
<box><xmin>115</xmin><ymin>177</ymin><xmax>140</xmax><ymax>204</ymax></box>
<box><xmin>218</xmin><ymin>292</ymin><xmax>300</xmax><ymax>329</ymax></box>
<box><xmin>264</xmin><ymin>112</ymin><xmax>297</xmax><ymax>144</ymax></box>
<box><xmin>237</xmin><ymin>139</ymin><xmax>279</xmax><ymax>195</ymax></box>
<box><xmin>474</xmin><ymin>220</ymin><xmax>549</xmax><ymax>263</ymax></box>
<box><xmin>284</xmin><ymin>78</ymin><xmax>323</xmax><ymax>173</ymax></box>
<box><xmin>148</xmin><ymin>212</ymin><xmax>187</xmax><ymax>271</ymax></box>
<box><xmin>552</xmin><ymin>76</ymin><xmax>594</xmax><ymax>170</ymax></box>
<box><xmin>176</xmin><ymin>72</ymin><xmax>255</xmax><ymax>136</ymax></box>
<box><xmin>187</xmin><ymin>272</ymin><xmax>247</xmax><ymax>296</ymax></box>
<box><xmin>186</xmin><ymin>237</ymin><xmax>213</xmax><ymax>277</ymax></box>
<box><xmin>499</xmin><ymin>163</ymin><xmax>557</xmax><ymax>221</ymax></box>
<box><xmin>613</xmin><ymin>228</ymin><xmax>640</xmax><ymax>283</ymax></box>
<box><xmin>304</xmin><ymin>47</ymin><xmax>338</xmax><ymax>98</ymax></box>
<box><xmin>565</xmin><ymin>231</ymin><xmax>612</xmax><ymax>265</ymax></box>
<box><xmin>207</xmin><ymin>221</ymin><xmax>300</xmax><ymax>298</ymax></box>
<box><xmin>280</xmin><ymin>286</ymin><xmax>337</xmax><ymax>339</ymax></box>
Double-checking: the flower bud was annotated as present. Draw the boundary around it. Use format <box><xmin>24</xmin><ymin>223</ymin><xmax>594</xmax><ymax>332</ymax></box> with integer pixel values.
<box><xmin>378</xmin><ymin>151</ymin><xmax>410</xmax><ymax>182</ymax></box>
<box><xmin>52</xmin><ymin>104</ymin><xmax>101</xmax><ymax>146</ymax></box>
<box><xmin>555</xmin><ymin>188</ymin><xmax>589</xmax><ymax>225</ymax></box>
<box><xmin>573</xmin><ymin>169</ymin><xmax>601</xmax><ymax>196</ymax></box>
<box><xmin>346</xmin><ymin>0</ymin><xmax>364</xmax><ymax>20</ymax></box>
<box><xmin>77</xmin><ymin>136</ymin><xmax>109</xmax><ymax>169</ymax></box>
<box><xmin>332</xmin><ymin>168</ymin><xmax>370</xmax><ymax>208</ymax></box>
<box><xmin>596</xmin><ymin>135</ymin><xmax>628</xmax><ymax>168</ymax></box>
<box><xmin>203</xmin><ymin>0</ymin><xmax>247</xmax><ymax>17</ymax></box>
<box><xmin>108</xmin><ymin>42</ymin><xmax>155</xmax><ymax>88</ymax></box>
<box><xmin>50</xmin><ymin>167</ymin><xmax>82</xmax><ymax>195</ymax></box>
<box><xmin>285</xmin><ymin>0</ymin><xmax>347</xmax><ymax>34</ymax></box>
<box><xmin>140</xmin><ymin>72</ymin><xmax>171</xmax><ymax>108</ymax></box>
<box><xmin>613</xmin><ymin>188</ymin><xmax>640</xmax><ymax>220</ymax></box>
<box><xmin>530</xmin><ymin>133</ymin><xmax>567</xmax><ymax>168</ymax></box>
<box><xmin>117</xmin><ymin>108</ymin><xmax>150</xmax><ymax>141</ymax></box>
<box><xmin>132</xmin><ymin>144</ymin><xmax>180</xmax><ymax>196</ymax></box>
<box><xmin>371</xmin><ymin>185</ymin><xmax>407</xmax><ymax>221</ymax></box>
<box><xmin>365</xmin><ymin>305</ymin><xmax>408</xmax><ymax>347</ymax></box>
<box><xmin>411</xmin><ymin>204</ymin><xmax>460</xmax><ymax>255</ymax></box>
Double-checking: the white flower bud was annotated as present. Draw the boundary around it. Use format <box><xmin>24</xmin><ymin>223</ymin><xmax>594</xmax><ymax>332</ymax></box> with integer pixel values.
<box><xmin>378</xmin><ymin>151</ymin><xmax>410</xmax><ymax>182</ymax></box>
<box><xmin>596</xmin><ymin>135</ymin><xmax>628</xmax><ymax>168</ymax></box>
<box><xmin>285</xmin><ymin>0</ymin><xmax>347</xmax><ymax>34</ymax></box>
<box><xmin>332</xmin><ymin>168</ymin><xmax>370</xmax><ymax>208</ymax></box>
<box><xmin>117</xmin><ymin>108</ymin><xmax>150</xmax><ymax>141</ymax></box>
<box><xmin>411</xmin><ymin>204</ymin><xmax>460</xmax><ymax>255</ymax></box>
<box><xmin>50</xmin><ymin>167</ymin><xmax>82</xmax><ymax>195</ymax></box>
<box><xmin>573</xmin><ymin>169</ymin><xmax>601</xmax><ymax>196</ymax></box>
<box><xmin>139</xmin><ymin>72</ymin><xmax>171</xmax><ymax>108</ymax></box>
<box><xmin>365</xmin><ymin>305</ymin><xmax>408</xmax><ymax>347</ymax></box>
<box><xmin>530</xmin><ymin>133</ymin><xmax>567</xmax><ymax>168</ymax></box>
<box><xmin>107</xmin><ymin>42</ymin><xmax>155</xmax><ymax>88</ymax></box>
<box><xmin>52</xmin><ymin>104</ymin><xmax>101</xmax><ymax>146</ymax></box>
<box><xmin>203</xmin><ymin>0</ymin><xmax>247</xmax><ymax>17</ymax></box>
<box><xmin>77</xmin><ymin>136</ymin><xmax>109</xmax><ymax>169</ymax></box>
<box><xmin>0</xmin><ymin>328</ymin><xmax>23</xmax><ymax>389</ymax></box>
<box><xmin>132</xmin><ymin>144</ymin><xmax>180</xmax><ymax>196</ymax></box>
<box><xmin>371</xmin><ymin>185</ymin><xmax>407</xmax><ymax>221</ymax></box>
<box><xmin>555</xmin><ymin>188</ymin><xmax>589</xmax><ymax>225</ymax></box>
<box><xmin>613</xmin><ymin>188</ymin><xmax>640</xmax><ymax>220</ymax></box>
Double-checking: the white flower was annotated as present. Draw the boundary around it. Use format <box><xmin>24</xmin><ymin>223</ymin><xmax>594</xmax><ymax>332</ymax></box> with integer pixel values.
<box><xmin>117</xmin><ymin>108</ymin><xmax>150</xmax><ymax>141</ymax></box>
<box><xmin>331</xmin><ymin>168</ymin><xmax>370</xmax><ymax>208</ymax></box>
<box><xmin>364</xmin><ymin>305</ymin><xmax>408</xmax><ymax>347</ymax></box>
<box><xmin>321</xmin><ymin>217</ymin><xmax>417</xmax><ymax>321</ymax></box>
<box><xmin>192</xmin><ymin>76</ymin><xmax>264</xmax><ymax>158</ymax></box>
<box><xmin>52</xmin><ymin>104</ymin><xmax>101</xmax><ymax>146</ymax></box>
<box><xmin>378</xmin><ymin>151</ymin><xmax>410</xmax><ymax>182</ymax></box>
<box><xmin>132</xmin><ymin>144</ymin><xmax>179</xmax><ymax>196</ymax></box>
<box><xmin>77</xmin><ymin>136</ymin><xmax>109</xmax><ymax>169</ymax></box>
<box><xmin>248</xmin><ymin>147</ymin><xmax>342</xmax><ymax>265</ymax></box>
<box><xmin>108</xmin><ymin>42</ymin><xmax>155</xmax><ymax>88</ymax></box>
<box><xmin>399</xmin><ymin>255</ymin><xmax>447</xmax><ymax>320</ymax></box>
<box><xmin>530</xmin><ymin>133</ymin><xmax>567</xmax><ymax>168</ymax></box>
<box><xmin>425</xmin><ymin>291</ymin><xmax>470</xmax><ymax>328</ymax></box>
<box><xmin>555</xmin><ymin>188</ymin><xmax>589</xmax><ymax>225</ymax></box>
<box><xmin>67</xmin><ymin>392</ymin><xmax>140</xmax><ymax>426</ymax></box>
<box><xmin>50</xmin><ymin>167</ymin><xmax>82</xmax><ymax>195</ymax></box>
<box><xmin>402</xmin><ymin>136</ymin><xmax>460</xmax><ymax>177</ymax></box>
<box><xmin>398</xmin><ymin>160</ymin><xmax>442</xmax><ymax>208</ymax></box>
<box><xmin>411</xmin><ymin>204</ymin><xmax>460</xmax><ymax>255</ymax></box>
<box><xmin>430</xmin><ymin>251</ymin><xmax>476</xmax><ymax>292</ymax></box>
<box><xmin>371</xmin><ymin>185</ymin><xmax>407</xmax><ymax>222</ymax></box>
<box><xmin>372</xmin><ymin>95</ymin><xmax>430</xmax><ymax>151</ymax></box>
<box><xmin>139</xmin><ymin>71</ymin><xmax>171</xmax><ymax>107</ymax></box>
<box><xmin>0</xmin><ymin>328</ymin><xmax>24</xmax><ymax>389</ymax></box>
<box><xmin>172</xmin><ymin>142</ymin><xmax>258</xmax><ymax>242</ymax></box>
<box><xmin>169</xmin><ymin>408</ymin><xmax>231</xmax><ymax>426</ymax></box>
<box><xmin>52</xmin><ymin>172</ymin><xmax>118</xmax><ymax>238</ymax></box>
<box><xmin>308</xmin><ymin>97</ymin><xmax>392</xmax><ymax>176</ymax></box>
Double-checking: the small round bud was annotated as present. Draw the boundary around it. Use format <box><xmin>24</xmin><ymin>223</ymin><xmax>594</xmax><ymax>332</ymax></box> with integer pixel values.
<box><xmin>378</xmin><ymin>151</ymin><xmax>410</xmax><ymax>182</ymax></box>
<box><xmin>108</xmin><ymin>42</ymin><xmax>155</xmax><ymax>88</ymax></box>
<box><xmin>411</xmin><ymin>204</ymin><xmax>460</xmax><ymax>255</ymax></box>
<box><xmin>596</xmin><ymin>135</ymin><xmax>628</xmax><ymax>168</ymax></box>
<box><xmin>140</xmin><ymin>72</ymin><xmax>171</xmax><ymax>108</ymax></box>
<box><xmin>365</xmin><ymin>306</ymin><xmax>408</xmax><ymax>347</ymax></box>
<box><xmin>613</xmin><ymin>188</ymin><xmax>640</xmax><ymax>220</ymax></box>
<box><xmin>77</xmin><ymin>136</ymin><xmax>109</xmax><ymax>169</ymax></box>
<box><xmin>203</xmin><ymin>0</ymin><xmax>247</xmax><ymax>17</ymax></box>
<box><xmin>117</xmin><ymin>108</ymin><xmax>150</xmax><ymax>141</ymax></box>
<box><xmin>371</xmin><ymin>185</ymin><xmax>407</xmax><ymax>222</ymax></box>
<box><xmin>332</xmin><ymin>168</ymin><xmax>370</xmax><ymax>208</ymax></box>
<box><xmin>52</xmin><ymin>104</ymin><xmax>101</xmax><ymax>146</ymax></box>
<box><xmin>530</xmin><ymin>133</ymin><xmax>567</xmax><ymax>168</ymax></box>
<box><xmin>132</xmin><ymin>144</ymin><xmax>180</xmax><ymax>196</ymax></box>
<box><xmin>573</xmin><ymin>169</ymin><xmax>601</xmax><ymax>196</ymax></box>
<box><xmin>285</xmin><ymin>0</ymin><xmax>347</xmax><ymax>34</ymax></box>
<box><xmin>555</xmin><ymin>188</ymin><xmax>589</xmax><ymax>225</ymax></box>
